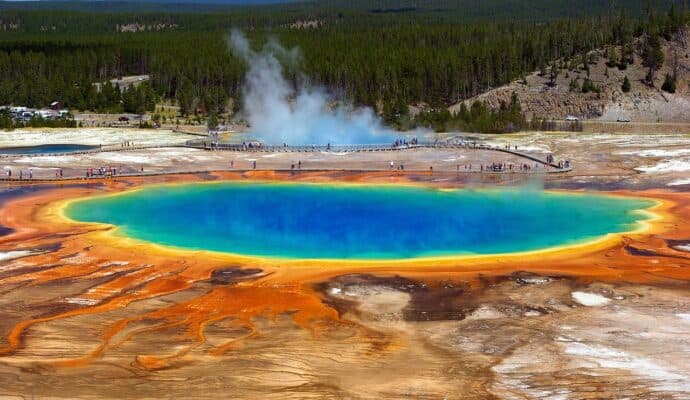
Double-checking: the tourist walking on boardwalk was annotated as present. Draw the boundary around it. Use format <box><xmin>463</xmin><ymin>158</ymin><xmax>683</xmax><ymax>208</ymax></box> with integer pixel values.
<box><xmin>253</xmin><ymin>161</ymin><xmax>256</xmax><ymax>169</ymax></box>
<box><xmin>29</xmin><ymin>168</ymin><xmax>32</xmax><ymax>179</ymax></box>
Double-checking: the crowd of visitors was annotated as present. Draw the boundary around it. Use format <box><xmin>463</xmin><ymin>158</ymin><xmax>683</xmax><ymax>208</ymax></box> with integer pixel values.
<box><xmin>392</xmin><ymin>137</ymin><xmax>419</xmax><ymax>148</ymax></box>
<box><xmin>454</xmin><ymin>162</ymin><xmax>542</xmax><ymax>172</ymax></box>
<box><xmin>86</xmin><ymin>166</ymin><xmax>119</xmax><ymax>178</ymax></box>
<box><xmin>2</xmin><ymin>139</ymin><xmax>570</xmax><ymax>180</ymax></box>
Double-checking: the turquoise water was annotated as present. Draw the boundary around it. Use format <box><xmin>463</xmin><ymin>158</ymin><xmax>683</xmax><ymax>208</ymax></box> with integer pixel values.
<box><xmin>0</xmin><ymin>144</ymin><xmax>97</xmax><ymax>155</ymax></box>
<box><xmin>65</xmin><ymin>183</ymin><xmax>654</xmax><ymax>259</ymax></box>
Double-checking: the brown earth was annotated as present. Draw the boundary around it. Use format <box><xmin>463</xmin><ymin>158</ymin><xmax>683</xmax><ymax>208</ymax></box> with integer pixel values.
<box><xmin>451</xmin><ymin>29</ymin><xmax>690</xmax><ymax>123</ymax></box>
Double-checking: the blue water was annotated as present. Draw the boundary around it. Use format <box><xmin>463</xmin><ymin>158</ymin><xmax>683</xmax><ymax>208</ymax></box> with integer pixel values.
<box><xmin>65</xmin><ymin>183</ymin><xmax>654</xmax><ymax>259</ymax></box>
<box><xmin>0</xmin><ymin>144</ymin><xmax>97</xmax><ymax>155</ymax></box>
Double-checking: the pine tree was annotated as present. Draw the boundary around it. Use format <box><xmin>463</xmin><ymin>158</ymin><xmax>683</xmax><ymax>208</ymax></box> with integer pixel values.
<box><xmin>622</xmin><ymin>76</ymin><xmax>631</xmax><ymax>92</ymax></box>
<box><xmin>606</xmin><ymin>47</ymin><xmax>619</xmax><ymax>67</ymax></box>
<box><xmin>207</xmin><ymin>112</ymin><xmax>218</xmax><ymax>131</ymax></box>
<box><xmin>661</xmin><ymin>73</ymin><xmax>676</xmax><ymax>93</ymax></box>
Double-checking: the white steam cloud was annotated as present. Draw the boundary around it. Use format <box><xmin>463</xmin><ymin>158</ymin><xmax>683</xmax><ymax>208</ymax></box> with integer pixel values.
<box><xmin>229</xmin><ymin>29</ymin><xmax>404</xmax><ymax>145</ymax></box>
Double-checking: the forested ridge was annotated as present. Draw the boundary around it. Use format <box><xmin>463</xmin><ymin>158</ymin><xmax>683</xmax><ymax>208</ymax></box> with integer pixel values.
<box><xmin>0</xmin><ymin>0</ymin><xmax>679</xmax><ymax>20</ymax></box>
<box><xmin>0</xmin><ymin>0</ymin><xmax>687</xmax><ymax>132</ymax></box>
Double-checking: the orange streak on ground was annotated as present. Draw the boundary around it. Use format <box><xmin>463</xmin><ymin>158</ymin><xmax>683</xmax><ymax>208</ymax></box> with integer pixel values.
<box><xmin>0</xmin><ymin>171</ymin><xmax>688</xmax><ymax>368</ymax></box>
<box><xmin>52</xmin><ymin>284</ymin><xmax>341</xmax><ymax>369</ymax></box>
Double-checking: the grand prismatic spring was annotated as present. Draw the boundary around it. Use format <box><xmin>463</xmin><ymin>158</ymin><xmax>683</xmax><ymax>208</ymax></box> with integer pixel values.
<box><xmin>64</xmin><ymin>182</ymin><xmax>655</xmax><ymax>259</ymax></box>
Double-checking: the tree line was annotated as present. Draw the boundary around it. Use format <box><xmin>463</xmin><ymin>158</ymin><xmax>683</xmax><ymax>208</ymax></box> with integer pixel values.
<box><xmin>0</xmin><ymin>2</ymin><xmax>686</xmax><ymax>133</ymax></box>
<box><xmin>0</xmin><ymin>109</ymin><xmax>76</xmax><ymax>130</ymax></box>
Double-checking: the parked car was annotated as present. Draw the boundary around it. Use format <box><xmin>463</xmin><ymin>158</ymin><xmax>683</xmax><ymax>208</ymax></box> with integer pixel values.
<box><xmin>118</xmin><ymin>116</ymin><xmax>130</xmax><ymax>122</ymax></box>
<box><xmin>616</xmin><ymin>117</ymin><xmax>631</xmax><ymax>122</ymax></box>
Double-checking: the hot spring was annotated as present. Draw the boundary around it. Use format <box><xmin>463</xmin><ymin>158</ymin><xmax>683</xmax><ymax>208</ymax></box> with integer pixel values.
<box><xmin>0</xmin><ymin>144</ymin><xmax>97</xmax><ymax>155</ymax></box>
<box><xmin>65</xmin><ymin>183</ymin><xmax>654</xmax><ymax>259</ymax></box>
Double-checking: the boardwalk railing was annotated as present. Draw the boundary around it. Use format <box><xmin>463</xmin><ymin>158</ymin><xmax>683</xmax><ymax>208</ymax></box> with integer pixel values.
<box><xmin>184</xmin><ymin>140</ymin><xmax>422</xmax><ymax>153</ymax></box>
<box><xmin>184</xmin><ymin>140</ymin><xmax>571</xmax><ymax>171</ymax></box>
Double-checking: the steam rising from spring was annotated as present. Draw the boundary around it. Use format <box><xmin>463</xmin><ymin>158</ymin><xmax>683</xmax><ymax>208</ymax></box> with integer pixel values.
<box><xmin>229</xmin><ymin>30</ymin><xmax>399</xmax><ymax>145</ymax></box>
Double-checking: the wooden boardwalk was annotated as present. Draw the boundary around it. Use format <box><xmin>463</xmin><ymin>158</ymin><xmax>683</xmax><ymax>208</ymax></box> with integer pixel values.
<box><xmin>185</xmin><ymin>140</ymin><xmax>572</xmax><ymax>172</ymax></box>
<box><xmin>0</xmin><ymin>139</ymin><xmax>571</xmax><ymax>182</ymax></box>
<box><xmin>1</xmin><ymin>140</ymin><xmax>569</xmax><ymax>171</ymax></box>
<box><xmin>0</xmin><ymin>166</ymin><xmax>570</xmax><ymax>183</ymax></box>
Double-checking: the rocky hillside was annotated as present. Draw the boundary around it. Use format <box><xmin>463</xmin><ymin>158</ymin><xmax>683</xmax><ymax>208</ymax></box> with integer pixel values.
<box><xmin>452</xmin><ymin>29</ymin><xmax>690</xmax><ymax>123</ymax></box>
